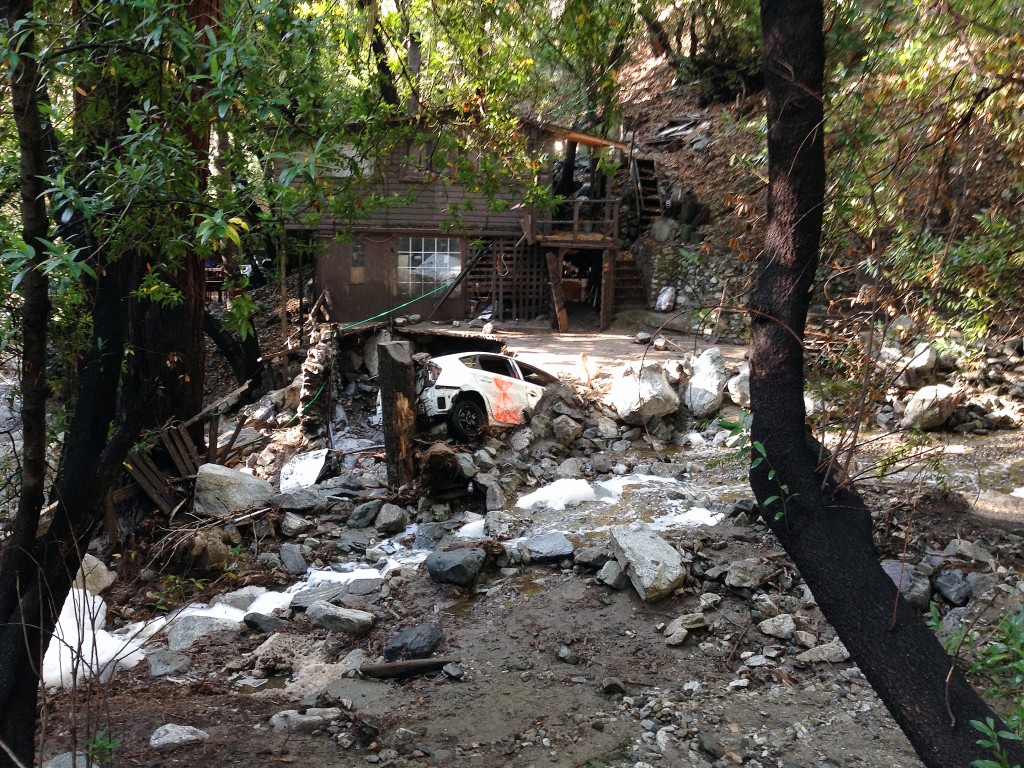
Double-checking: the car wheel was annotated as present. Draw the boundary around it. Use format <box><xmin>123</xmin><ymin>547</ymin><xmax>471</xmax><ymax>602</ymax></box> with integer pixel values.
<box><xmin>449</xmin><ymin>398</ymin><xmax>486</xmax><ymax>441</ymax></box>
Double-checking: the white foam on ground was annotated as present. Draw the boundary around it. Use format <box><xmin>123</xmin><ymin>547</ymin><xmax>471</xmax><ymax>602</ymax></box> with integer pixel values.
<box><xmin>516</xmin><ymin>478</ymin><xmax>598</xmax><ymax>510</ymax></box>
<box><xmin>1012</xmin><ymin>486</ymin><xmax>1024</xmax><ymax>498</ymax></box>
<box><xmin>302</xmin><ymin>567</ymin><xmax>386</xmax><ymax>588</ymax></box>
<box><xmin>247</xmin><ymin>590</ymin><xmax>294</xmax><ymax>615</ymax></box>
<box><xmin>43</xmin><ymin>588</ymin><xmax>161</xmax><ymax>689</ymax></box>
<box><xmin>648</xmin><ymin>506</ymin><xmax>724</xmax><ymax>529</ymax></box>
<box><xmin>455</xmin><ymin>519</ymin><xmax>486</xmax><ymax>538</ymax></box>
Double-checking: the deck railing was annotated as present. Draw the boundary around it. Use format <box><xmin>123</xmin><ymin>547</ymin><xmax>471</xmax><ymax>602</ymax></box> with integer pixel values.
<box><xmin>537</xmin><ymin>198</ymin><xmax>619</xmax><ymax>243</ymax></box>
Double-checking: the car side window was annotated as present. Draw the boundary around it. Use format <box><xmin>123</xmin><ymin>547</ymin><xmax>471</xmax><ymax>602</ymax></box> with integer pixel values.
<box><xmin>478</xmin><ymin>355</ymin><xmax>518</xmax><ymax>379</ymax></box>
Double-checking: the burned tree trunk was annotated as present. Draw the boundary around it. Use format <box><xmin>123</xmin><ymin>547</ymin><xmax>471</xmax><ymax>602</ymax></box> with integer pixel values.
<box><xmin>377</xmin><ymin>341</ymin><xmax>417</xmax><ymax>488</ymax></box>
<box><xmin>749</xmin><ymin>3</ymin><xmax>1023</xmax><ymax>767</ymax></box>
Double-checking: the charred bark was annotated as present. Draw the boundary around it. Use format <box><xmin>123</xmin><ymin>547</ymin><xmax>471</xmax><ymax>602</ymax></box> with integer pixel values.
<box><xmin>377</xmin><ymin>341</ymin><xmax>417</xmax><ymax>488</ymax></box>
<box><xmin>750</xmin><ymin>3</ymin><xmax>1023</xmax><ymax>767</ymax></box>
<box><xmin>204</xmin><ymin>308</ymin><xmax>265</xmax><ymax>402</ymax></box>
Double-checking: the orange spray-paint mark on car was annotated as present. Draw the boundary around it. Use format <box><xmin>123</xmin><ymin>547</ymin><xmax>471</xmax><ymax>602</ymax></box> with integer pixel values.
<box><xmin>491</xmin><ymin>377</ymin><xmax>522</xmax><ymax>424</ymax></box>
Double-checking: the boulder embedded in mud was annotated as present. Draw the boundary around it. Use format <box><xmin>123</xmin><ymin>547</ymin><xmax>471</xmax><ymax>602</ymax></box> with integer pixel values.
<box><xmin>609</xmin><ymin>522</ymin><xmax>687</xmax><ymax>602</ymax></box>
<box><xmin>167</xmin><ymin>615</ymin><xmax>241</xmax><ymax>651</ymax></box>
<box><xmin>426</xmin><ymin>548</ymin><xmax>486</xmax><ymax>588</ymax></box>
<box><xmin>596</xmin><ymin>560</ymin><xmax>629</xmax><ymax>589</ymax></box>
<box><xmin>306</xmin><ymin>602</ymin><xmax>375</xmax><ymax>634</ymax></box>
<box><xmin>608</xmin><ymin>363</ymin><xmax>681</xmax><ymax>425</ymax></box>
<box><xmin>348</xmin><ymin>499</ymin><xmax>383</xmax><ymax>528</ymax></box>
<box><xmin>683</xmin><ymin>348</ymin><xmax>728</xmax><ymax>418</ymax></box>
<box><xmin>899</xmin><ymin>384</ymin><xmax>959</xmax><ymax>430</ymax></box>
<box><xmin>523</xmin><ymin>532</ymin><xmax>575</xmax><ymax>562</ymax></box>
<box><xmin>375</xmin><ymin>503</ymin><xmax>409</xmax><ymax>535</ymax></box>
<box><xmin>880</xmin><ymin>560</ymin><xmax>931</xmax><ymax>609</ymax></box>
<box><xmin>552</xmin><ymin>415</ymin><xmax>584</xmax><ymax>445</ymax></box>
<box><xmin>384</xmin><ymin>623</ymin><xmax>445</xmax><ymax>661</ymax></box>
<box><xmin>149</xmin><ymin>723</ymin><xmax>209</xmax><ymax>749</ymax></box>
<box><xmin>192</xmin><ymin>464</ymin><xmax>274</xmax><ymax>518</ymax></box>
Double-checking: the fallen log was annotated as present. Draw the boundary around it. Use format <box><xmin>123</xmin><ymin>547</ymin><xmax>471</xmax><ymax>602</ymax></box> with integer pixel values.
<box><xmin>358</xmin><ymin>657</ymin><xmax>460</xmax><ymax>679</ymax></box>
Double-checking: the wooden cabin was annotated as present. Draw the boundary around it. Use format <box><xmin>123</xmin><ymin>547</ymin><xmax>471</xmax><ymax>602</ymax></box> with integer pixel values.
<box><xmin>290</xmin><ymin>119</ymin><xmax>630</xmax><ymax>330</ymax></box>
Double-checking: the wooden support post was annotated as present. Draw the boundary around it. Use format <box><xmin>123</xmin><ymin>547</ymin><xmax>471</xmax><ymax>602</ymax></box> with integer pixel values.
<box><xmin>377</xmin><ymin>341</ymin><xmax>417</xmax><ymax>488</ymax></box>
<box><xmin>546</xmin><ymin>251</ymin><xmax>568</xmax><ymax>332</ymax></box>
<box><xmin>600</xmin><ymin>249</ymin><xmax>615</xmax><ymax>331</ymax></box>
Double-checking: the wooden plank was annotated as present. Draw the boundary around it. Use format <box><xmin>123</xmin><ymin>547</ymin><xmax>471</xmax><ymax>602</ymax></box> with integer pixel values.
<box><xmin>218</xmin><ymin>416</ymin><xmax>248</xmax><ymax>465</ymax></box>
<box><xmin>377</xmin><ymin>341</ymin><xmax>417</xmax><ymax>488</ymax></box>
<box><xmin>546</xmin><ymin>251</ymin><xmax>568</xmax><ymax>332</ymax></box>
<box><xmin>601</xmin><ymin>249</ymin><xmax>615</xmax><ymax>331</ymax></box>
<box><xmin>207</xmin><ymin>412</ymin><xmax>220</xmax><ymax>464</ymax></box>
<box><xmin>181</xmin><ymin>381</ymin><xmax>250</xmax><ymax>428</ymax></box>
<box><xmin>125</xmin><ymin>451</ymin><xmax>175</xmax><ymax>514</ymax></box>
<box><xmin>160</xmin><ymin>430</ymin><xmax>192</xmax><ymax>478</ymax></box>
<box><xmin>359</xmin><ymin>658</ymin><xmax>460</xmax><ymax>679</ymax></box>
<box><xmin>169</xmin><ymin>426</ymin><xmax>200</xmax><ymax>474</ymax></box>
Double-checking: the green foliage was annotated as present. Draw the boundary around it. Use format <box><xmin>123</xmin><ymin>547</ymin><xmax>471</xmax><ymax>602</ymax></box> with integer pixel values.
<box><xmin>84</xmin><ymin>727</ymin><xmax>119</xmax><ymax>767</ymax></box>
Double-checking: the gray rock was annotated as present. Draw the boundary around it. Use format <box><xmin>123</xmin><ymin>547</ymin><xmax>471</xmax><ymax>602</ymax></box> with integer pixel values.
<box><xmin>192</xmin><ymin>464</ymin><xmax>274</xmax><ymax>518</ymax></box>
<box><xmin>456</xmin><ymin>453</ymin><xmax>478</xmax><ymax>478</ymax></box>
<box><xmin>941</xmin><ymin>538</ymin><xmax>996</xmax><ymax>567</ymax></box>
<box><xmin>167</xmin><ymin>615</ymin><xmax>240</xmax><ymax>651</ymax></box>
<box><xmin>147</xmin><ymin>650</ymin><xmax>192</xmax><ymax>677</ymax></box>
<box><xmin>557</xmin><ymin>645</ymin><xmax>580</xmax><ymax>664</ymax></box>
<box><xmin>609</xmin><ymin>522</ymin><xmax>687</xmax><ymax>602</ymax></box>
<box><xmin>291</xmin><ymin>582</ymin><xmax>348</xmax><ymax>609</ymax></box>
<box><xmin>349</xmin><ymin>499</ymin><xmax>384</xmax><ymax>528</ymax></box>
<box><xmin>524</xmin><ymin>532</ymin><xmax>575</xmax><ymax>562</ymax></box>
<box><xmin>635</xmin><ymin>330</ymin><xmax>653</xmax><ymax>344</ymax></box>
<box><xmin>306</xmin><ymin>601</ymin><xmax>375</xmax><ymax>634</ymax></box>
<box><xmin>474</xmin><ymin>474</ymin><xmax>507</xmax><ymax>511</ymax></box>
<box><xmin>269</xmin><ymin>708</ymin><xmax>343</xmax><ymax>732</ymax></box>
<box><xmin>269</xmin><ymin>488</ymin><xmax>328</xmax><ymax>512</ymax></box>
<box><xmin>149</xmin><ymin>723</ymin><xmax>209</xmax><ymax>749</ymax></box>
<box><xmin>934</xmin><ymin>569</ymin><xmax>972</xmax><ymax>606</ymax></box>
<box><xmin>880</xmin><ymin>559</ymin><xmax>932</xmax><ymax>609</ymax></box>
<box><xmin>280</xmin><ymin>511</ymin><xmax>314</xmax><ymax>537</ymax></box>
<box><xmin>425</xmin><ymin>548</ymin><xmax>486</xmax><ymax>587</ymax></box>
<box><xmin>596</xmin><ymin>560</ymin><xmax>629</xmax><ymax>589</ymax></box>
<box><xmin>901</xmin><ymin>342</ymin><xmax>938</xmax><ymax>388</ymax></box>
<box><xmin>278</xmin><ymin>543</ymin><xmax>309</xmax><ymax>576</ymax></box>
<box><xmin>574</xmin><ymin>547</ymin><xmax>610</xmax><ymax>569</ymax></box>
<box><xmin>244</xmin><ymin>612</ymin><xmax>290</xmax><ymax>633</ymax></box>
<box><xmin>684</xmin><ymin>348</ymin><xmax>728</xmax><ymax>418</ymax></box>
<box><xmin>758</xmin><ymin>613</ymin><xmax>797</xmax><ymax>640</ymax></box>
<box><xmin>725</xmin><ymin>558</ymin><xmax>771</xmax><ymax>589</ymax></box>
<box><xmin>666</xmin><ymin>613</ymin><xmax>708</xmax><ymax>633</ymax></box>
<box><xmin>375</xmin><ymin>503</ymin><xmax>409</xmax><ymax>535</ymax></box>
<box><xmin>211</xmin><ymin>586</ymin><xmax>269</xmax><ymax>611</ymax></box>
<box><xmin>552</xmin><ymin>415</ymin><xmax>584</xmax><ymax>445</ymax></box>
<box><xmin>654</xmin><ymin>286</ymin><xmax>676</xmax><ymax>312</ymax></box>
<box><xmin>795</xmin><ymin>638</ymin><xmax>850</xmax><ymax>663</ymax></box>
<box><xmin>258</xmin><ymin>552</ymin><xmax>282</xmax><ymax>570</ymax></box>
<box><xmin>346</xmin><ymin>575</ymin><xmax>384</xmax><ymax>596</ymax></box>
<box><xmin>42</xmin><ymin>752</ymin><xmax>89</xmax><ymax>768</ymax></box>
<box><xmin>384</xmin><ymin>623</ymin><xmax>445</xmax><ymax>661</ymax></box>
<box><xmin>900</xmin><ymin>384</ymin><xmax>960</xmax><ymax>430</ymax></box>
<box><xmin>555</xmin><ymin>457</ymin><xmax>585</xmax><ymax>479</ymax></box>
<box><xmin>608</xmin><ymin>362</ymin><xmax>680</xmax><ymax>425</ymax></box>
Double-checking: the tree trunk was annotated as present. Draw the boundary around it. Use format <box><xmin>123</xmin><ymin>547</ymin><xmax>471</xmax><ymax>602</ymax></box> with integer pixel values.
<box><xmin>749</xmin><ymin>3</ymin><xmax>1024</xmax><ymax>767</ymax></box>
<box><xmin>377</xmin><ymin>341</ymin><xmax>417</xmax><ymax>488</ymax></box>
<box><xmin>204</xmin><ymin>309</ymin><xmax>265</xmax><ymax>402</ymax></box>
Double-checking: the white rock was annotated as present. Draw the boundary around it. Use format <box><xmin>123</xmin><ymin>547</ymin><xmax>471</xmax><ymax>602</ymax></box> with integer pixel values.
<box><xmin>795</xmin><ymin>638</ymin><xmax>850</xmax><ymax>663</ymax></box>
<box><xmin>758</xmin><ymin>613</ymin><xmax>796</xmax><ymax>640</ymax></box>
<box><xmin>149</xmin><ymin>723</ymin><xmax>209</xmax><ymax>749</ymax></box>
<box><xmin>306</xmin><ymin>602</ymin><xmax>375</xmax><ymax>634</ymax></box>
<box><xmin>684</xmin><ymin>348</ymin><xmax>728</xmax><ymax>418</ymax></box>
<box><xmin>609</xmin><ymin>522</ymin><xmax>687</xmax><ymax>602</ymax></box>
<box><xmin>73</xmin><ymin>554</ymin><xmax>116</xmax><ymax>595</ymax></box>
<box><xmin>899</xmin><ymin>384</ymin><xmax>960</xmax><ymax>430</ymax></box>
<box><xmin>608</xmin><ymin>363</ymin><xmax>680</xmax><ymax>425</ymax></box>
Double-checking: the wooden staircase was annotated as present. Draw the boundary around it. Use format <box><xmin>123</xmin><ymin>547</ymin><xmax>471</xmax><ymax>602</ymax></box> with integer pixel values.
<box><xmin>631</xmin><ymin>157</ymin><xmax>664</xmax><ymax>230</ymax></box>
<box><xmin>613</xmin><ymin>252</ymin><xmax>646</xmax><ymax>312</ymax></box>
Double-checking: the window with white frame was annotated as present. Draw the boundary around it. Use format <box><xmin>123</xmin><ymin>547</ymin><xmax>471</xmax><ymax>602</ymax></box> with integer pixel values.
<box><xmin>396</xmin><ymin>236</ymin><xmax>461</xmax><ymax>299</ymax></box>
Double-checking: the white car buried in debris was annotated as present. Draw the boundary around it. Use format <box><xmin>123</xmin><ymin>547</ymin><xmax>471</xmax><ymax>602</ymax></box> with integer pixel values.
<box><xmin>417</xmin><ymin>352</ymin><xmax>558</xmax><ymax>441</ymax></box>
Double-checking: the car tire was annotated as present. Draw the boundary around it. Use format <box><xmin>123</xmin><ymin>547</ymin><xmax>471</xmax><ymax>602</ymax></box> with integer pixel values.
<box><xmin>449</xmin><ymin>397</ymin><xmax>486</xmax><ymax>441</ymax></box>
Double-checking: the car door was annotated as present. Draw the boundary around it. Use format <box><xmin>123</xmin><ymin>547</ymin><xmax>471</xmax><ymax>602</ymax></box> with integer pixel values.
<box><xmin>472</xmin><ymin>354</ymin><xmax>536</xmax><ymax>426</ymax></box>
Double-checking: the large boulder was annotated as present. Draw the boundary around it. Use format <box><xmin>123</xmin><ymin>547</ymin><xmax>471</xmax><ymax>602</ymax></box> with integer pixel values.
<box><xmin>726</xmin><ymin>363</ymin><xmax>750</xmax><ymax>408</ymax></box>
<box><xmin>609</xmin><ymin>522</ymin><xmax>687</xmax><ymax>602</ymax></box>
<box><xmin>425</xmin><ymin>548</ymin><xmax>486</xmax><ymax>588</ymax></box>
<box><xmin>900</xmin><ymin>384</ymin><xmax>960</xmax><ymax>430</ymax></box>
<box><xmin>683</xmin><ymin>348</ymin><xmax>728</xmax><ymax>418</ymax></box>
<box><xmin>608</xmin><ymin>363</ymin><xmax>680</xmax><ymax>425</ymax></box>
<box><xmin>192</xmin><ymin>464</ymin><xmax>274</xmax><ymax>519</ymax></box>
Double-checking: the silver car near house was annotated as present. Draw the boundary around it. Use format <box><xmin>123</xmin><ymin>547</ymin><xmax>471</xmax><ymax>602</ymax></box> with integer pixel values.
<box><xmin>417</xmin><ymin>352</ymin><xmax>558</xmax><ymax>440</ymax></box>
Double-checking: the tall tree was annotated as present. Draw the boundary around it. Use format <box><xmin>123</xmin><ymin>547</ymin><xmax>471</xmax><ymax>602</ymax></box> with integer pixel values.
<box><xmin>749</xmin><ymin>2</ymin><xmax>1024</xmax><ymax>767</ymax></box>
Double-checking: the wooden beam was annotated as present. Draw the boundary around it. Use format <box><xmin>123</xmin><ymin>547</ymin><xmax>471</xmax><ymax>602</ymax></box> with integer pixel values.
<box><xmin>359</xmin><ymin>657</ymin><xmax>460</xmax><ymax>679</ymax></box>
<box><xmin>377</xmin><ymin>341</ymin><xmax>417</xmax><ymax>488</ymax></box>
<box><xmin>546</xmin><ymin>251</ymin><xmax>568</xmax><ymax>332</ymax></box>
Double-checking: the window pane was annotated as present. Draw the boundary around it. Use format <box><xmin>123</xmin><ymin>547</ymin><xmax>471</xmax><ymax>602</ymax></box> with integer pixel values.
<box><xmin>396</xmin><ymin>236</ymin><xmax>461</xmax><ymax>299</ymax></box>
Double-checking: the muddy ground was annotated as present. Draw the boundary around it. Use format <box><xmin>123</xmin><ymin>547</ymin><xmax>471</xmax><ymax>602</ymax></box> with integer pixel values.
<box><xmin>36</xmin><ymin>324</ymin><xmax>1024</xmax><ymax>768</ymax></box>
